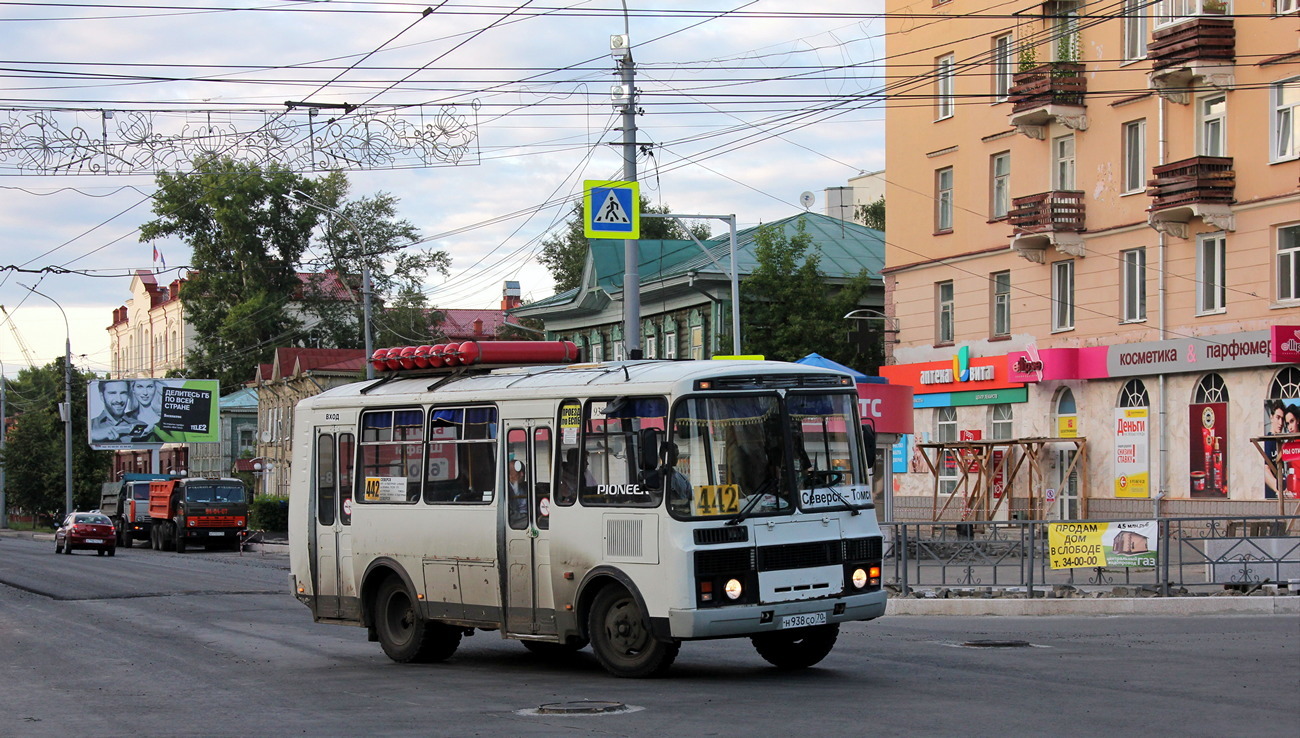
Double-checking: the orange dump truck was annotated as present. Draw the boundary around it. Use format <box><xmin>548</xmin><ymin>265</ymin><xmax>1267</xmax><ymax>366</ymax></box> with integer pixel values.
<box><xmin>148</xmin><ymin>477</ymin><xmax>249</xmax><ymax>553</ymax></box>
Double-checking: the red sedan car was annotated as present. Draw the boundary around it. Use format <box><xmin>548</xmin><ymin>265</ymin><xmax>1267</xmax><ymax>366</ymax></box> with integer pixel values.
<box><xmin>55</xmin><ymin>512</ymin><xmax>117</xmax><ymax>556</ymax></box>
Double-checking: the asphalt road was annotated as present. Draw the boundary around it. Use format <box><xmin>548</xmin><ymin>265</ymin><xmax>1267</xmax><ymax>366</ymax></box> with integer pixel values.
<box><xmin>0</xmin><ymin>534</ymin><xmax>1296</xmax><ymax>738</ymax></box>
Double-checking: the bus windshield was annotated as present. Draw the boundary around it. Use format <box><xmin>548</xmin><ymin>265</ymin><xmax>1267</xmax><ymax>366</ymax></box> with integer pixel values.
<box><xmin>184</xmin><ymin>484</ymin><xmax>246</xmax><ymax>504</ymax></box>
<box><xmin>788</xmin><ymin>392</ymin><xmax>869</xmax><ymax>511</ymax></box>
<box><xmin>668</xmin><ymin>395</ymin><xmax>796</xmax><ymax>519</ymax></box>
<box><xmin>668</xmin><ymin>392</ymin><xmax>867</xmax><ymax>519</ymax></box>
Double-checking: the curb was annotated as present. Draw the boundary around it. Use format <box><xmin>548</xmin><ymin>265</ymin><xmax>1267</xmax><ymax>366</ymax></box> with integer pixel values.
<box><xmin>886</xmin><ymin>595</ymin><xmax>1300</xmax><ymax>616</ymax></box>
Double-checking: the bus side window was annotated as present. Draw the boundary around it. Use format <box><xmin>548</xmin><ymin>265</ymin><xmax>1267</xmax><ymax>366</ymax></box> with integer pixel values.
<box><xmin>316</xmin><ymin>433</ymin><xmax>336</xmax><ymax>526</ymax></box>
<box><xmin>424</xmin><ymin>406</ymin><xmax>497</xmax><ymax>504</ymax></box>
<box><xmin>579</xmin><ymin>396</ymin><xmax>666</xmax><ymax>508</ymax></box>
<box><xmin>555</xmin><ymin>400</ymin><xmax>581</xmax><ymax>506</ymax></box>
<box><xmin>533</xmin><ymin>426</ymin><xmax>552</xmax><ymax>529</ymax></box>
<box><xmin>338</xmin><ymin>432</ymin><xmax>354</xmax><ymax>524</ymax></box>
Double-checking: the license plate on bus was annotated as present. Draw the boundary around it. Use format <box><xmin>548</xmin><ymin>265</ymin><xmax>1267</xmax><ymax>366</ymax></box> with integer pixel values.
<box><xmin>781</xmin><ymin>612</ymin><xmax>827</xmax><ymax>629</ymax></box>
<box><xmin>208</xmin><ymin>532</ymin><xmax>225</xmax><ymax>536</ymax></box>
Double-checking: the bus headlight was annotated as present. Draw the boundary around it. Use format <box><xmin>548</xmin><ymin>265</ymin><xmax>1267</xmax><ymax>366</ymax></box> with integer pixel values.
<box><xmin>851</xmin><ymin>568</ymin><xmax>868</xmax><ymax>589</ymax></box>
<box><xmin>724</xmin><ymin>579</ymin><xmax>743</xmax><ymax>600</ymax></box>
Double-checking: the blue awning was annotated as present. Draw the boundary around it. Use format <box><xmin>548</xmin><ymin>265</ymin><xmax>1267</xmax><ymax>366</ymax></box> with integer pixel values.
<box><xmin>795</xmin><ymin>353</ymin><xmax>869</xmax><ymax>382</ymax></box>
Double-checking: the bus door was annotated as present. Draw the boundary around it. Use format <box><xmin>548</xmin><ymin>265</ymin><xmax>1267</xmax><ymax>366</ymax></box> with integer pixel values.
<box><xmin>312</xmin><ymin>426</ymin><xmax>357</xmax><ymax>621</ymax></box>
<box><xmin>502</xmin><ymin>422</ymin><xmax>557</xmax><ymax>636</ymax></box>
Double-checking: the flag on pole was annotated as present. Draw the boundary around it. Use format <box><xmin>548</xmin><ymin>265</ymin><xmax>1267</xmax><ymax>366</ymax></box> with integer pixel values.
<box><xmin>152</xmin><ymin>245</ymin><xmax>165</xmax><ymax>270</ymax></box>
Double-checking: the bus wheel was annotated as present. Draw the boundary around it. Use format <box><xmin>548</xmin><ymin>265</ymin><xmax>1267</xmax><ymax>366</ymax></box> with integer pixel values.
<box><xmin>588</xmin><ymin>585</ymin><xmax>678</xmax><ymax>678</ymax></box>
<box><xmin>374</xmin><ymin>578</ymin><xmax>462</xmax><ymax>664</ymax></box>
<box><xmin>751</xmin><ymin>623</ymin><xmax>840</xmax><ymax>670</ymax></box>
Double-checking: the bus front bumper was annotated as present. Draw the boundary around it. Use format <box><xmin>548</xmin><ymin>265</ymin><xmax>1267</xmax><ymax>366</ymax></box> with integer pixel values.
<box><xmin>667</xmin><ymin>590</ymin><xmax>887</xmax><ymax>640</ymax></box>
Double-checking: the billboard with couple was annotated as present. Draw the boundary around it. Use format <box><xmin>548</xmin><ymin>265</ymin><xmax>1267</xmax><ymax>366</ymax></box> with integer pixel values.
<box><xmin>87</xmin><ymin>378</ymin><xmax>220</xmax><ymax>450</ymax></box>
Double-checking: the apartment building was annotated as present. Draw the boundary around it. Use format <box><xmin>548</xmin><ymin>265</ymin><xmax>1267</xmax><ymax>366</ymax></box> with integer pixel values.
<box><xmin>881</xmin><ymin>0</ymin><xmax>1299</xmax><ymax>520</ymax></box>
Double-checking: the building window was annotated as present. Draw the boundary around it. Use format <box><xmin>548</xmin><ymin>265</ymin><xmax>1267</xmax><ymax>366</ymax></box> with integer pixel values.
<box><xmin>990</xmin><ymin>404</ymin><xmax>1013</xmax><ymax>440</ymax></box>
<box><xmin>1278</xmin><ymin>224</ymin><xmax>1300</xmax><ymax>303</ymax></box>
<box><xmin>1279</xmin><ymin>0</ymin><xmax>1298</xmax><ymax>14</ymax></box>
<box><xmin>937</xmin><ymin>281</ymin><xmax>955</xmax><ymax>344</ymax></box>
<box><xmin>1052</xmin><ymin>260</ymin><xmax>1075</xmax><ymax>331</ymax></box>
<box><xmin>1119</xmin><ymin>379</ymin><xmax>1150</xmax><ymax>408</ymax></box>
<box><xmin>1198</xmin><ymin>95</ymin><xmax>1226</xmax><ymax>157</ymax></box>
<box><xmin>1052</xmin><ymin>134</ymin><xmax>1076</xmax><ymax>190</ymax></box>
<box><xmin>936</xmin><ymin>167</ymin><xmax>954</xmax><ymax>232</ymax></box>
<box><xmin>1051</xmin><ymin>0</ymin><xmax>1081</xmax><ymax>62</ymax></box>
<box><xmin>1121</xmin><ymin>247</ymin><xmax>1147</xmax><ymax>322</ymax></box>
<box><xmin>992</xmin><ymin>34</ymin><xmax>1014</xmax><ymax>101</ymax></box>
<box><xmin>936</xmin><ymin>407</ymin><xmax>958</xmax><ymax>495</ymax></box>
<box><xmin>663</xmin><ymin>331</ymin><xmax>677</xmax><ymax>359</ymax></box>
<box><xmin>991</xmin><ymin>271</ymin><xmax>1011</xmax><ymax>337</ymax></box>
<box><xmin>1273</xmin><ymin>78</ymin><xmax>1299</xmax><ymax>162</ymax></box>
<box><xmin>990</xmin><ymin>152</ymin><xmax>1010</xmax><ymax>219</ymax></box>
<box><xmin>1155</xmin><ymin>0</ymin><xmax>1231</xmax><ymax>28</ymax></box>
<box><xmin>936</xmin><ymin>54</ymin><xmax>955</xmax><ymax>120</ymax></box>
<box><xmin>1123</xmin><ymin>0</ymin><xmax>1148</xmax><ymax>61</ymax></box>
<box><xmin>1193</xmin><ymin>373</ymin><xmax>1228</xmax><ymax>405</ymax></box>
<box><xmin>1123</xmin><ymin>119</ymin><xmax>1146</xmax><ymax>193</ymax></box>
<box><xmin>643</xmin><ymin>326</ymin><xmax>657</xmax><ymax>359</ymax></box>
<box><xmin>690</xmin><ymin>325</ymin><xmax>704</xmax><ymax>360</ymax></box>
<box><xmin>590</xmin><ymin>333</ymin><xmax>605</xmax><ymax>363</ymax></box>
<box><xmin>1197</xmin><ymin>233</ymin><xmax>1226</xmax><ymax>314</ymax></box>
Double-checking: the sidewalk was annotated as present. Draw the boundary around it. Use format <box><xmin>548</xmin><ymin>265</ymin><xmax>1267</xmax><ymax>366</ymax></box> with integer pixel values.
<box><xmin>4</xmin><ymin>527</ymin><xmax>1296</xmax><ymax>615</ymax></box>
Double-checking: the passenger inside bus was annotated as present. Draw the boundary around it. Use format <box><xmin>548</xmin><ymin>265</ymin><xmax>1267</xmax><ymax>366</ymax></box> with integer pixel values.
<box><xmin>507</xmin><ymin>458</ymin><xmax>529</xmax><ymax>528</ymax></box>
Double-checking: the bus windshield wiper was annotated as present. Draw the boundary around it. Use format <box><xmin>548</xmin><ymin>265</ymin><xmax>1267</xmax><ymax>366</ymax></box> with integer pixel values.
<box><xmin>727</xmin><ymin>477</ymin><xmax>778</xmax><ymax>526</ymax></box>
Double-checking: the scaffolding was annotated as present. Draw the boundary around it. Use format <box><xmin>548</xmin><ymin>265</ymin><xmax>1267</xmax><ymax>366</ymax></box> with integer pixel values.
<box><xmin>916</xmin><ymin>436</ymin><xmax>1088</xmax><ymax>522</ymax></box>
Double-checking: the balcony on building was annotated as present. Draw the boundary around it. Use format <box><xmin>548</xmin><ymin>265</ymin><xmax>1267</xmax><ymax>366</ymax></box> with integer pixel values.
<box><xmin>1008</xmin><ymin>190</ymin><xmax>1086</xmax><ymax>262</ymax></box>
<box><xmin>1146</xmin><ymin>156</ymin><xmax>1235</xmax><ymax>237</ymax></box>
<box><xmin>1147</xmin><ymin>10</ymin><xmax>1234</xmax><ymax>104</ymax></box>
<box><xmin>1007</xmin><ymin>62</ymin><xmax>1087</xmax><ymax>139</ymax></box>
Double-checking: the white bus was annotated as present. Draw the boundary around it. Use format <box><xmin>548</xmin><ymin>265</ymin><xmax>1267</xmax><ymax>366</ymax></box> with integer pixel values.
<box><xmin>288</xmin><ymin>343</ymin><xmax>887</xmax><ymax>677</ymax></box>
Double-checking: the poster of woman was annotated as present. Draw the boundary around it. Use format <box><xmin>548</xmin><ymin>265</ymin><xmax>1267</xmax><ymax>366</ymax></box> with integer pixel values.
<box><xmin>1265</xmin><ymin>398</ymin><xmax>1300</xmax><ymax>500</ymax></box>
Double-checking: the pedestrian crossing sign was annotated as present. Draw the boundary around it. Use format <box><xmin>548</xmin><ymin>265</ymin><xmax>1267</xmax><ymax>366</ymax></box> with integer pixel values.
<box><xmin>583</xmin><ymin>180</ymin><xmax>640</xmax><ymax>239</ymax></box>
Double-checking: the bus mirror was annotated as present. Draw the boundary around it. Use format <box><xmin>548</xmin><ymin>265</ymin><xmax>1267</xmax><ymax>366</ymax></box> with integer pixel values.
<box><xmin>659</xmin><ymin>441</ymin><xmax>679</xmax><ymax>468</ymax></box>
<box><xmin>638</xmin><ymin>428</ymin><xmax>661</xmax><ymax>472</ymax></box>
<box><xmin>861</xmin><ymin>422</ymin><xmax>877</xmax><ymax>469</ymax></box>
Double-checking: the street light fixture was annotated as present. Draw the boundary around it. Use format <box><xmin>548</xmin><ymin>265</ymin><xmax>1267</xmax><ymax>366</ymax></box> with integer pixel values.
<box><xmin>285</xmin><ymin>190</ymin><xmax>376</xmax><ymax>379</ymax></box>
<box><xmin>22</xmin><ymin>285</ymin><xmax>74</xmax><ymax>517</ymax></box>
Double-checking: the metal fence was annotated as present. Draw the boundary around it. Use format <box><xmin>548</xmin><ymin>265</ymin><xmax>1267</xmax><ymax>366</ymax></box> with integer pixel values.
<box><xmin>882</xmin><ymin>516</ymin><xmax>1300</xmax><ymax>596</ymax></box>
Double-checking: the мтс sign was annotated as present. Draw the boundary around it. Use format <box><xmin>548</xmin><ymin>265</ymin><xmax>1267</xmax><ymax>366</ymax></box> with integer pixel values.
<box><xmin>583</xmin><ymin>180</ymin><xmax>640</xmax><ymax>239</ymax></box>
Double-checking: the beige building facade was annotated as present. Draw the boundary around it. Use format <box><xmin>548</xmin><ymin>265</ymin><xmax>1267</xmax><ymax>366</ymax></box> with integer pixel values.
<box><xmin>882</xmin><ymin>0</ymin><xmax>1299</xmax><ymax>520</ymax></box>
<box><xmin>107</xmin><ymin>271</ymin><xmax>191</xmax><ymax>379</ymax></box>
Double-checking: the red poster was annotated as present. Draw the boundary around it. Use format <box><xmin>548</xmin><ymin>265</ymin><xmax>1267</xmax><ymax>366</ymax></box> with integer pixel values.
<box><xmin>1189</xmin><ymin>402</ymin><xmax>1227</xmax><ymax>498</ymax></box>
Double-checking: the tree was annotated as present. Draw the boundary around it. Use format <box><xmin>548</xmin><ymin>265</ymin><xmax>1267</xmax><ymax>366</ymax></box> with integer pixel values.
<box><xmin>140</xmin><ymin>156</ymin><xmax>318</xmax><ymax>390</ymax></box>
<box><xmin>855</xmin><ymin>197</ymin><xmax>886</xmax><ymax>232</ymax></box>
<box><xmin>739</xmin><ymin>222</ymin><xmax>878</xmax><ymax>368</ymax></box>
<box><xmin>0</xmin><ymin>359</ymin><xmax>112</xmax><ymax>521</ymax></box>
<box><xmin>140</xmin><ymin>159</ymin><xmax>447</xmax><ymax>388</ymax></box>
<box><xmin>538</xmin><ymin>197</ymin><xmax>712</xmax><ymax>293</ymax></box>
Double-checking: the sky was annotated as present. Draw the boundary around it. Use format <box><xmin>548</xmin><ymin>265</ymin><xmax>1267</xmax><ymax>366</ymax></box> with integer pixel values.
<box><xmin>0</xmin><ymin>1</ymin><xmax>888</xmax><ymax>378</ymax></box>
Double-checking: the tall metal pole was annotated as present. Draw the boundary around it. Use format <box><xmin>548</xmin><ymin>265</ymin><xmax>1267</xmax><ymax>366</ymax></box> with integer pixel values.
<box><xmin>287</xmin><ymin>191</ymin><xmax>375</xmax><ymax>379</ymax></box>
<box><xmin>617</xmin><ymin>8</ymin><xmax>641</xmax><ymax>359</ymax></box>
<box><xmin>63</xmin><ymin>335</ymin><xmax>73</xmax><ymax>516</ymax></box>
<box><xmin>25</xmin><ymin>286</ymin><xmax>73</xmax><ymax>516</ymax></box>
<box><xmin>1</xmin><ymin>362</ymin><xmax>7</xmax><ymax>528</ymax></box>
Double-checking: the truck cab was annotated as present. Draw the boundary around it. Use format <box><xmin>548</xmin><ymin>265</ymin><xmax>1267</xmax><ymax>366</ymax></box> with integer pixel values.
<box><xmin>100</xmin><ymin>473</ymin><xmax>173</xmax><ymax>548</ymax></box>
<box><xmin>148</xmin><ymin>477</ymin><xmax>249</xmax><ymax>553</ymax></box>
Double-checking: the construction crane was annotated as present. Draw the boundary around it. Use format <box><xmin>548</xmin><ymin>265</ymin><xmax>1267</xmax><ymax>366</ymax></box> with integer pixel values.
<box><xmin>0</xmin><ymin>305</ymin><xmax>37</xmax><ymax>368</ymax></box>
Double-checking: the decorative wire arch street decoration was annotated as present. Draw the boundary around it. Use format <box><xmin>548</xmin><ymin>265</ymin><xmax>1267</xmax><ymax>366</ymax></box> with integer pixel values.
<box><xmin>0</xmin><ymin>105</ymin><xmax>479</xmax><ymax>175</ymax></box>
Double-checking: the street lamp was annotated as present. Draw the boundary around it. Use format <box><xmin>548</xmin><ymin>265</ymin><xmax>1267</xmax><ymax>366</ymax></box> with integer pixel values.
<box><xmin>251</xmin><ymin>458</ymin><xmax>273</xmax><ymax>498</ymax></box>
<box><xmin>285</xmin><ymin>190</ymin><xmax>376</xmax><ymax>379</ymax></box>
<box><xmin>22</xmin><ymin>285</ymin><xmax>74</xmax><ymax>517</ymax></box>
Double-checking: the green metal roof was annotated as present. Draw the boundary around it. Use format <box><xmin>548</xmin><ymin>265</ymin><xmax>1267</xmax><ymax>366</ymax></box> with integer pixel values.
<box><xmin>590</xmin><ymin>211</ymin><xmax>882</xmax><ymax>292</ymax></box>
<box><xmin>515</xmin><ymin>212</ymin><xmax>883</xmax><ymax>315</ymax></box>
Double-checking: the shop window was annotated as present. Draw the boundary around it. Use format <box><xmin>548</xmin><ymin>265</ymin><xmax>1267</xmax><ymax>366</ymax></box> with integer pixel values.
<box><xmin>990</xmin><ymin>404</ymin><xmax>1013</xmax><ymax>440</ymax></box>
<box><xmin>937</xmin><ymin>406</ymin><xmax>958</xmax><ymax>495</ymax></box>
<box><xmin>1118</xmin><ymin>379</ymin><xmax>1150</xmax><ymax>408</ymax></box>
<box><xmin>1193</xmin><ymin>373</ymin><xmax>1228</xmax><ymax>404</ymax></box>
